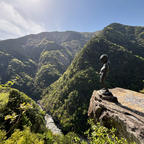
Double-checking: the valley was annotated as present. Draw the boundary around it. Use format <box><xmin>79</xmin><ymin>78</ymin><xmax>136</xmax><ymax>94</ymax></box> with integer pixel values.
<box><xmin>0</xmin><ymin>23</ymin><xmax>144</xmax><ymax>143</ymax></box>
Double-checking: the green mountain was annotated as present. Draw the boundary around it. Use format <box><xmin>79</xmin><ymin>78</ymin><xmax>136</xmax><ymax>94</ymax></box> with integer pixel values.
<box><xmin>0</xmin><ymin>31</ymin><xmax>95</xmax><ymax>100</ymax></box>
<box><xmin>40</xmin><ymin>23</ymin><xmax>144</xmax><ymax>133</ymax></box>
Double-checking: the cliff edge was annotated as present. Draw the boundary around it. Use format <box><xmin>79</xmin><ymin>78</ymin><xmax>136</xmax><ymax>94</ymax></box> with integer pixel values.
<box><xmin>88</xmin><ymin>87</ymin><xmax>144</xmax><ymax>144</ymax></box>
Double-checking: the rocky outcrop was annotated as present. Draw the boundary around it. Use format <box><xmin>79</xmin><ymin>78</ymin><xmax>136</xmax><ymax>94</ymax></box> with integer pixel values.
<box><xmin>88</xmin><ymin>88</ymin><xmax>144</xmax><ymax>144</ymax></box>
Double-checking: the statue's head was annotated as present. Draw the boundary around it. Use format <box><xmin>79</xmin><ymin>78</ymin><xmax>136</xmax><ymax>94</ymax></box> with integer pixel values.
<box><xmin>100</xmin><ymin>54</ymin><xmax>108</xmax><ymax>64</ymax></box>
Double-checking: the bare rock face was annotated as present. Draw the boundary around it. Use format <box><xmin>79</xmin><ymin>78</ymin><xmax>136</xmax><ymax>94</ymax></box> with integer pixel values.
<box><xmin>88</xmin><ymin>88</ymin><xmax>144</xmax><ymax>144</ymax></box>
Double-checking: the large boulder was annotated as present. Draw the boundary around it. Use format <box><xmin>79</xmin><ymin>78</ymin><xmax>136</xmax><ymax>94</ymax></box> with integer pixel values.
<box><xmin>88</xmin><ymin>88</ymin><xmax>144</xmax><ymax>144</ymax></box>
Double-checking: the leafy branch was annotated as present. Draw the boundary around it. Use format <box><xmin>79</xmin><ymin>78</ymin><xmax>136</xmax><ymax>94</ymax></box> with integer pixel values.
<box><xmin>4</xmin><ymin>102</ymin><xmax>33</xmax><ymax>135</ymax></box>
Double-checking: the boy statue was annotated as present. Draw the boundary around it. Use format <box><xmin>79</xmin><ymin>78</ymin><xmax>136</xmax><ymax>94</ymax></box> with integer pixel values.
<box><xmin>99</xmin><ymin>54</ymin><xmax>111</xmax><ymax>95</ymax></box>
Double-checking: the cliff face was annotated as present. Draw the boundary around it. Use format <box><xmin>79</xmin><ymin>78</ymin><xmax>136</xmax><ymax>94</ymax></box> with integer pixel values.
<box><xmin>88</xmin><ymin>88</ymin><xmax>144</xmax><ymax>144</ymax></box>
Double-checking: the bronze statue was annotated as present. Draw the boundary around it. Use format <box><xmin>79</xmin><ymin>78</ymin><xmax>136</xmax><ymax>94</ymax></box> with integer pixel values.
<box><xmin>99</xmin><ymin>54</ymin><xmax>111</xmax><ymax>95</ymax></box>
<box><xmin>98</xmin><ymin>54</ymin><xmax>118</xmax><ymax>103</ymax></box>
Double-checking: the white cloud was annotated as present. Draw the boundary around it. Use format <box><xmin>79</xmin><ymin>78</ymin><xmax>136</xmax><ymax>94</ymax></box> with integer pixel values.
<box><xmin>0</xmin><ymin>1</ymin><xmax>45</xmax><ymax>39</ymax></box>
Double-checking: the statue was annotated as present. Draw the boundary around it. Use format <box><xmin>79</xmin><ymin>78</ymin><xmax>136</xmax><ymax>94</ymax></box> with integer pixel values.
<box><xmin>98</xmin><ymin>54</ymin><xmax>118</xmax><ymax>103</ymax></box>
<box><xmin>99</xmin><ymin>54</ymin><xmax>111</xmax><ymax>95</ymax></box>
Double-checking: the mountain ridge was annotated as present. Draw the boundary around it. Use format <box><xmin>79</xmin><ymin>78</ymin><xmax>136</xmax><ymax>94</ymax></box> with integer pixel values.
<box><xmin>0</xmin><ymin>31</ymin><xmax>96</xmax><ymax>99</ymax></box>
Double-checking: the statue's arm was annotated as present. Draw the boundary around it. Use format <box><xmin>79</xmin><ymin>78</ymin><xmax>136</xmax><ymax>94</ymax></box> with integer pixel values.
<box><xmin>99</xmin><ymin>64</ymin><xmax>107</xmax><ymax>75</ymax></box>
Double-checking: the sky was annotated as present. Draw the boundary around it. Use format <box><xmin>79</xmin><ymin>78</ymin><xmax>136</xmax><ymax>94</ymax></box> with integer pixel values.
<box><xmin>0</xmin><ymin>0</ymin><xmax>144</xmax><ymax>40</ymax></box>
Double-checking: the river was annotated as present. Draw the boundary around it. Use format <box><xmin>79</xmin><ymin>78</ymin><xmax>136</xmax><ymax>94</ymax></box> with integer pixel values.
<box><xmin>38</xmin><ymin>103</ymin><xmax>62</xmax><ymax>135</ymax></box>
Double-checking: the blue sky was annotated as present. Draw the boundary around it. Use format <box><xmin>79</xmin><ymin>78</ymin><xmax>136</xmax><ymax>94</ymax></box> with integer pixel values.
<box><xmin>0</xmin><ymin>0</ymin><xmax>144</xmax><ymax>39</ymax></box>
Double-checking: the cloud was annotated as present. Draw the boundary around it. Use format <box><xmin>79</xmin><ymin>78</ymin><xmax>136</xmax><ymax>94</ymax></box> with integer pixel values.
<box><xmin>0</xmin><ymin>1</ymin><xmax>45</xmax><ymax>39</ymax></box>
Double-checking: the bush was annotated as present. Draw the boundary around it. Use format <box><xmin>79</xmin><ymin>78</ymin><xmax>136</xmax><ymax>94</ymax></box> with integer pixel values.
<box><xmin>85</xmin><ymin>119</ymin><xmax>135</xmax><ymax>144</ymax></box>
<box><xmin>0</xmin><ymin>127</ymin><xmax>44</xmax><ymax>144</ymax></box>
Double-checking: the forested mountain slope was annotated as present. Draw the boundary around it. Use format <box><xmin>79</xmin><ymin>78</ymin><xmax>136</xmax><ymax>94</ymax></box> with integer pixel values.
<box><xmin>41</xmin><ymin>23</ymin><xmax>144</xmax><ymax>133</ymax></box>
<box><xmin>0</xmin><ymin>31</ymin><xmax>95</xmax><ymax>99</ymax></box>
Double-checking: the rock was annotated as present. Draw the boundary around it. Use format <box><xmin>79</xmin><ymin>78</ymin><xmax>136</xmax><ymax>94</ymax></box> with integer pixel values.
<box><xmin>88</xmin><ymin>87</ymin><xmax>144</xmax><ymax>144</ymax></box>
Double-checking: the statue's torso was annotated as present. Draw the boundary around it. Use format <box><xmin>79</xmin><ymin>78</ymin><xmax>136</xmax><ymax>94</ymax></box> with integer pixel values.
<box><xmin>100</xmin><ymin>62</ymin><xmax>109</xmax><ymax>76</ymax></box>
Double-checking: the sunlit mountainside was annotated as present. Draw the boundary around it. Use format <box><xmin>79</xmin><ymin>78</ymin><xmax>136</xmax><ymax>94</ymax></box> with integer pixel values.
<box><xmin>0</xmin><ymin>31</ymin><xmax>97</xmax><ymax>100</ymax></box>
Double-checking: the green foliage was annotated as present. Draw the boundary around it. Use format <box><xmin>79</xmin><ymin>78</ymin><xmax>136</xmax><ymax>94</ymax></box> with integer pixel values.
<box><xmin>0</xmin><ymin>87</ymin><xmax>46</xmax><ymax>135</ymax></box>
<box><xmin>0</xmin><ymin>127</ymin><xmax>87</xmax><ymax>144</ymax></box>
<box><xmin>85</xmin><ymin>119</ymin><xmax>135</xmax><ymax>144</ymax></box>
<box><xmin>0</xmin><ymin>123</ymin><xmax>136</xmax><ymax>144</ymax></box>
<box><xmin>140</xmin><ymin>88</ymin><xmax>144</xmax><ymax>94</ymax></box>
<box><xmin>19</xmin><ymin>102</ymin><xmax>33</xmax><ymax>113</ymax></box>
<box><xmin>4</xmin><ymin>101</ymin><xmax>33</xmax><ymax>135</ymax></box>
<box><xmin>0</xmin><ymin>86</ymin><xmax>50</xmax><ymax>143</ymax></box>
<box><xmin>85</xmin><ymin>120</ymin><xmax>126</xmax><ymax>144</ymax></box>
<box><xmin>0</xmin><ymin>80</ymin><xmax>15</xmax><ymax>88</ymax></box>
<box><xmin>5</xmin><ymin>112</ymin><xmax>18</xmax><ymax>124</ymax></box>
<box><xmin>0</xmin><ymin>92</ymin><xmax>9</xmax><ymax>111</ymax></box>
<box><xmin>35</xmin><ymin>64</ymin><xmax>61</xmax><ymax>89</ymax></box>
<box><xmin>0</xmin><ymin>130</ymin><xmax>6</xmax><ymax>143</ymax></box>
<box><xmin>0</xmin><ymin>127</ymin><xmax>44</xmax><ymax>144</ymax></box>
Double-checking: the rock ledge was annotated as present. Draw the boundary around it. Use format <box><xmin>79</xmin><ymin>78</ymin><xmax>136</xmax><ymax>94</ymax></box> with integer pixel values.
<box><xmin>88</xmin><ymin>88</ymin><xmax>144</xmax><ymax>144</ymax></box>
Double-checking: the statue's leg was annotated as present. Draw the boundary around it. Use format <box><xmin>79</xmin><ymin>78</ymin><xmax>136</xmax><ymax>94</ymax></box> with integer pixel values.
<box><xmin>100</xmin><ymin>74</ymin><xmax>105</xmax><ymax>88</ymax></box>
